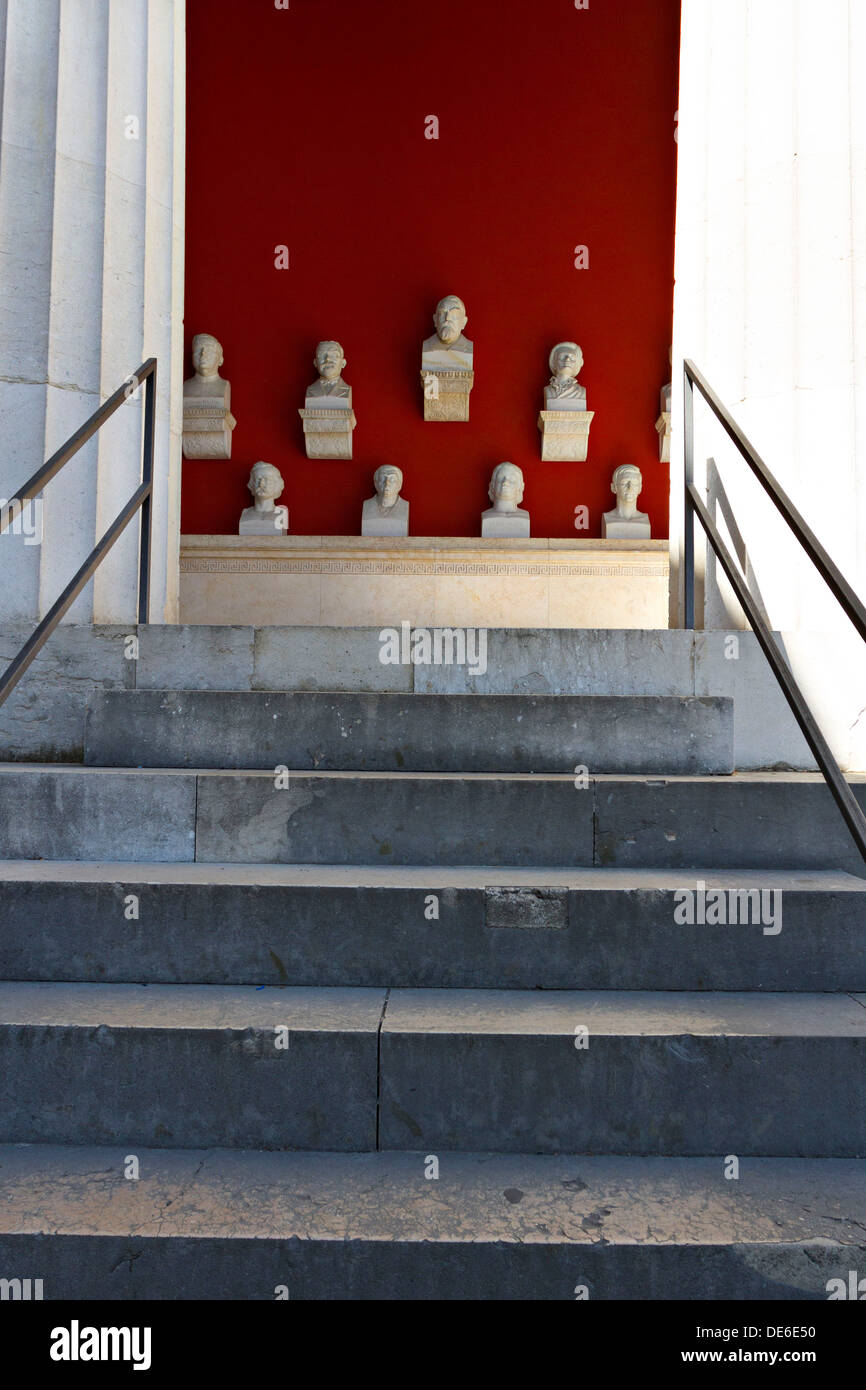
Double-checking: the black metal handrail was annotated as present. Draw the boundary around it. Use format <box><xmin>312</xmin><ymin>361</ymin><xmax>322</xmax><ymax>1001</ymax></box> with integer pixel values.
<box><xmin>0</xmin><ymin>358</ymin><xmax>156</xmax><ymax>709</ymax></box>
<box><xmin>683</xmin><ymin>357</ymin><xmax>866</xmax><ymax>865</ymax></box>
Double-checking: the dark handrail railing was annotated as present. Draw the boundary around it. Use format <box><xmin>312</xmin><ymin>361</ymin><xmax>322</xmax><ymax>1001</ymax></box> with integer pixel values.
<box><xmin>0</xmin><ymin>358</ymin><xmax>156</xmax><ymax>709</ymax></box>
<box><xmin>683</xmin><ymin>357</ymin><xmax>866</xmax><ymax>865</ymax></box>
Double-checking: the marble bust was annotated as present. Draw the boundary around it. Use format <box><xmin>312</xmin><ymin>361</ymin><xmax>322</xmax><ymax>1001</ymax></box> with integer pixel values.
<box><xmin>300</xmin><ymin>340</ymin><xmax>357</xmax><ymax>458</ymax></box>
<box><xmin>182</xmin><ymin>332</ymin><xmax>236</xmax><ymax>459</ymax></box>
<box><xmin>481</xmin><ymin>461</ymin><xmax>530</xmax><ymax>537</ymax></box>
<box><xmin>657</xmin><ymin>348</ymin><xmax>672</xmax><ymax>461</ymax></box>
<box><xmin>306</xmin><ymin>340</ymin><xmax>352</xmax><ymax>405</ymax></box>
<box><xmin>238</xmin><ymin>460</ymin><xmax>288</xmax><ymax>535</ymax></box>
<box><xmin>361</xmin><ymin>465</ymin><xmax>409</xmax><ymax>537</ymax></box>
<box><xmin>544</xmin><ymin>341</ymin><xmax>586</xmax><ymax>409</ymax></box>
<box><xmin>422</xmin><ymin>295</ymin><xmax>473</xmax><ymax>370</ymax></box>
<box><xmin>421</xmin><ymin>294</ymin><xmax>475</xmax><ymax>420</ymax></box>
<box><xmin>538</xmin><ymin>340</ymin><xmax>593</xmax><ymax>460</ymax></box>
<box><xmin>602</xmin><ymin>464</ymin><xmax>651</xmax><ymax>539</ymax></box>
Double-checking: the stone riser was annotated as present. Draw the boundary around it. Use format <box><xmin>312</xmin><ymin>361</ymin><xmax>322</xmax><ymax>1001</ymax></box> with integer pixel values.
<box><xmin>1</xmin><ymin>768</ymin><xmax>864</xmax><ymax>869</ymax></box>
<box><xmin>83</xmin><ymin>691</ymin><xmax>734</xmax><ymax>775</ymax></box>
<box><xmin>3</xmin><ymin>1230</ymin><xmax>863</xmax><ymax>1301</ymax></box>
<box><xmin>380</xmin><ymin>1032</ymin><xmax>866</xmax><ymax>1156</ymax></box>
<box><xmin>0</xmin><ymin>983</ymin><xmax>381</xmax><ymax>1151</ymax></box>
<box><xmin>3</xmin><ymin>1146</ymin><xmax>864</xmax><ymax>1300</ymax></box>
<box><xmin>2</xmin><ymin>871</ymin><xmax>864</xmax><ymax>991</ymax></box>
<box><xmin>0</xmin><ymin>984</ymin><xmax>864</xmax><ymax>1156</ymax></box>
<box><xmin>0</xmin><ymin>625</ymin><xmax>816</xmax><ymax>772</ymax></box>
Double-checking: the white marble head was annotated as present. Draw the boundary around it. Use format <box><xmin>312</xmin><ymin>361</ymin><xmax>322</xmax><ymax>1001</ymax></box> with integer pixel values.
<box><xmin>373</xmin><ymin>465</ymin><xmax>403</xmax><ymax>507</ymax></box>
<box><xmin>191</xmin><ymin>333</ymin><xmax>224</xmax><ymax>378</ymax></box>
<box><xmin>314</xmin><ymin>340</ymin><xmax>347</xmax><ymax>381</ymax></box>
<box><xmin>247</xmin><ymin>460</ymin><xmax>285</xmax><ymax>509</ymax></box>
<box><xmin>488</xmin><ymin>461</ymin><xmax>525</xmax><ymax>511</ymax></box>
<box><xmin>548</xmin><ymin>341</ymin><xmax>583</xmax><ymax>383</ymax></box>
<box><xmin>611</xmin><ymin>464</ymin><xmax>643</xmax><ymax>513</ymax></box>
<box><xmin>433</xmin><ymin>295</ymin><xmax>468</xmax><ymax>345</ymax></box>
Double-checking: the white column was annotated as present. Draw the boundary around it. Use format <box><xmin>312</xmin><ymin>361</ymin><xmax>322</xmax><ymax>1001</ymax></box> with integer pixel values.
<box><xmin>0</xmin><ymin>0</ymin><xmax>185</xmax><ymax>624</ymax></box>
<box><xmin>671</xmin><ymin>0</ymin><xmax>866</xmax><ymax>768</ymax></box>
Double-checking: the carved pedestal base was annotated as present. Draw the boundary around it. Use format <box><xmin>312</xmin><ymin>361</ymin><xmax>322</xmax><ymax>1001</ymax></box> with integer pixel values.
<box><xmin>537</xmin><ymin>409</ymin><xmax>594</xmax><ymax>461</ymax></box>
<box><xmin>421</xmin><ymin>369</ymin><xmax>474</xmax><ymax>421</ymax></box>
<box><xmin>182</xmin><ymin>406</ymin><xmax>236</xmax><ymax>460</ymax></box>
<box><xmin>299</xmin><ymin>407</ymin><xmax>357</xmax><ymax>460</ymax></box>
<box><xmin>656</xmin><ymin>410</ymin><xmax>671</xmax><ymax>463</ymax></box>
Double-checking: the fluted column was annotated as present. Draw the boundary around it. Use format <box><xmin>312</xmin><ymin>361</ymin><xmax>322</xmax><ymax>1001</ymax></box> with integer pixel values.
<box><xmin>0</xmin><ymin>0</ymin><xmax>185</xmax><ymax>623</ymax></box>
<box><xmin>671</xmin><ymin>0</ymin><xmax>866</xmax><ymax>766</ymax></box>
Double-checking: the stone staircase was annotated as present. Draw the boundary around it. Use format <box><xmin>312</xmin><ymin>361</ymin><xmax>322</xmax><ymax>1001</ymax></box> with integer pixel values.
<box><xmin>0</xmin><ymin>626</ymin><xmax>865</xmax><ymax>1300</ymax></box>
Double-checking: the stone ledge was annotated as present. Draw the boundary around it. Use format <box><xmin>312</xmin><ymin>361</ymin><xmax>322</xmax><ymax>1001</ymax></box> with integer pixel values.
<box><xmin>3</xmin><ymin>1146</ymin><xmax>865</xmax><ymax>1303</ymax></box>
<box><xmin>179</xmin><ymin>536</ymin><xmax>670</xmax><ymax>628</ymax></box>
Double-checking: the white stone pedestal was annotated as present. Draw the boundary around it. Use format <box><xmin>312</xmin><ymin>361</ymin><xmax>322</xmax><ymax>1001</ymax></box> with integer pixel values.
<box><xmin>183</xmin><ymin>401</ymin><xmax>236</xmax><ymax>460</ymax></box>
<box><xmin>299</xmin><ymin>406</ymin><xmax>356</xmax><ymax>459</ymax></box>
<box><xmin>421</xmin><ymin>370</ymin><xmax>474</xmax><ymax>422</ymax></box>
<box><xmin>655</xmin><ymin>410</ymin><xmax>671</xmax><ymax>463</ymax></box>
<box><xmin>538</xmin><ymin>409</ymin><xmax>594</xmax><ymax>461</ymax></box>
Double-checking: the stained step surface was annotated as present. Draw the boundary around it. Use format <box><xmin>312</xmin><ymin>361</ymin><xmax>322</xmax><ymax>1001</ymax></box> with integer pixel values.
<box><xmin>1</xmin><ymin>1144</ymin><xmax>864</xmax><ymax>1299</ymax></box>
<box><xmin>2</xmin><ymin>766</ymin><xmax>864</xmax><ymax>869</ymax></box>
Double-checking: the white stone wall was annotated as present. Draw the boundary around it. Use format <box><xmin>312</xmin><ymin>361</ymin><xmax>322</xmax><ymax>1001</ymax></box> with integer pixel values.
<box><xmin>0</xmin><ymin>0</ymin><xmax>185</xmax><ymax>624</ymax></box>
<box><xmin>671</xmin><ymin>0</ymin><xmax>866</xmax><ymax>768</ymax></box>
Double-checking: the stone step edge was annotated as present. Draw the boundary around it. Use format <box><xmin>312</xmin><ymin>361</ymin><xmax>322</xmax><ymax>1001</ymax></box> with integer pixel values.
<box><xmin>0</xmin><ymin>982</ymin><xmax>865</xmax><ymax>1037</ymax></box>
<box><xmin>1</xmin><ymin>1144</ymin><xmax>865</xmax><ymax>1249</ymax></box>
<box><xmin>0</xmin><ymin>861</ymin><xmax>861</xmax><ymax>889</ymax></box>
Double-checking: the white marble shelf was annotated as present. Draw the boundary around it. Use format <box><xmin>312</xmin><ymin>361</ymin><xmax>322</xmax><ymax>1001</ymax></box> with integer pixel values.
<box><xmin>180</xmin><ymin>536</ymin><xmax>669</xmax><ymax>629</ymax></box>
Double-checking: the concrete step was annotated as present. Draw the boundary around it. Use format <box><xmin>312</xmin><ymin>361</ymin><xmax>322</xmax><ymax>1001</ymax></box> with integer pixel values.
<box><xmin>0</xmin><ymin>983</ymin><xmax>864</xmax><ymax>1155</ymax></box>
<box><xmin>2</xmin><ymin>862</ymin><xmax>864</xmax><ymax>992</ymax></box>
<box><xmin>1</xmin><ymin>1143</ymin><xmax>863</xmax><ymax>1299</ymax></box>
<box><xmin>0</xmin><ymin>983</ymin><xmax>383</xmax><ymax>1151</ymax></box>
<box><xmin>378</xmin><ymin>988</ymin><xmax>866</xmax><ymax>1157</ymax></box>
<box><xmin>0</xmin><ymin>624</ymin><xmax>814</xmax><ymax>772</ymax></box>
<box><xmin>1</xmin><ymin>766</ymin><xmax>865</xmax><ymax>868</ymax></box>
<box><xmin>83</xmin><ymin>690</ymin><xmax>735</xmax><ymax>774</ymax></box>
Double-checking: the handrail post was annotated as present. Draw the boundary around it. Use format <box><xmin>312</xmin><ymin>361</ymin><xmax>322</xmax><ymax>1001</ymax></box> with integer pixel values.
<box><xmin>138</xmin><ymin>362</ymin><xmax>155</xmax><ymax>625</ymax></box>
<box><xmin>683</xmin><ymin>362</ymin><xmax>696</xmax><ymax>628</ymax></box>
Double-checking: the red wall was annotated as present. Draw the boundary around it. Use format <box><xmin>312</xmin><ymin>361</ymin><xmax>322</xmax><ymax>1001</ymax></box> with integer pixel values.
<box><xmin>183</xmin><ymin>0</ymin><xmax>680</xmax><ymax>538</ymax></box>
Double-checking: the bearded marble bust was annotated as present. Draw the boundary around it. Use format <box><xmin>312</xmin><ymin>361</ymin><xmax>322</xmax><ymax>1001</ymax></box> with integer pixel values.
<box><xmin>544</xmin><ymin>341</ymin><xmax>586</xmax><ymax>408</ymax></box>
<box><xmin>306</xmin><ymin>340</ymin><xmax>352</xmax><ymax>403</ymax></box>
<box><xmin>422</xmin><ymin>295</ymin><xmax>473</xmax><ymax>371</ymax></box>
<box><xmin>362</xmin><ymin>465</ymin><xmax>409</xmax><ymax>536</ymax></box>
